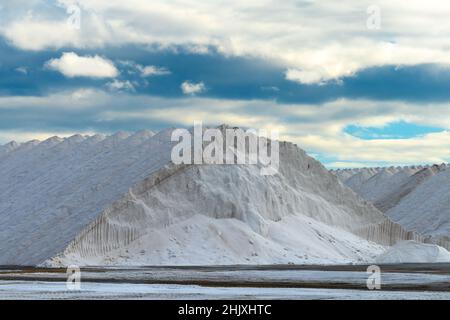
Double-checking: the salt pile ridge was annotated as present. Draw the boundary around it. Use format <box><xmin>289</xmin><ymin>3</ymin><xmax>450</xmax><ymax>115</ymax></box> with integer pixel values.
<box><xmin>0</xmin><ymin>127</ymin><xmax>442</xmax><ymax>266</ymax></box>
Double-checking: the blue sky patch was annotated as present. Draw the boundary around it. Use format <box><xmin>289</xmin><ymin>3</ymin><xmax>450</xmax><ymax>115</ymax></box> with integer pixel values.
<box><xmin>344</xmin><ymin>121</ymin><xmax>444</xmax><ymax>140</ymax></box>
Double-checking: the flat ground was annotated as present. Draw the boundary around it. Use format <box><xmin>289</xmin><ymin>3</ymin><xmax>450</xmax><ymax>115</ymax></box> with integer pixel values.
<box><xmin>0</xmin><ymin>264</ymin><xmax>448</xmax><ymax>299</ymax></box>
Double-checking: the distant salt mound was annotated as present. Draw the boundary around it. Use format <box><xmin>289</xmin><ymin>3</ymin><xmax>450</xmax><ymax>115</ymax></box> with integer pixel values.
<box><xmin>333</xmin><ymin>165</ymin><xmax>450</xmax><ymax>244</ymax></box>
<box><xmin>386</xmin><ymin>167</ymin><xmax>450</xmax><ymax>240</ymax></box>
<box><xmin>376</xmin><ymin>241</ymin><xmax>450</xmax><ymax>264</ymax></box>
<box><xmin>334</xmin><ymin>166</ymin><xmax>424</xmax><ymax>208</ymax></box>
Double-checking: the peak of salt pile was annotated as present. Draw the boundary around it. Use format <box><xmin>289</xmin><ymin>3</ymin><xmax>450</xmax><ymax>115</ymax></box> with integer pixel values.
<box><xmin>0</xmin><ymin>128</ymin><xmax>440</xmax><ymax>266</ymax></box>
<box><xmin>0</xmin><ymin>141</ymin><xmax>19</xmax><ymax>157</ymax></box>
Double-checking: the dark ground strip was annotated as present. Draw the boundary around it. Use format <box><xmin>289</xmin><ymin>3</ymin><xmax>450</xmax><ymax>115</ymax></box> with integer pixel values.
<box><xmin>0</xmin><ymin>264</ymin><xmax>448</xmax><ymax>292</ymax></box>
<box><xmin>1</xmin><ymin>263</ymin><xmax>449</xmax><ymax>274</ymax></box>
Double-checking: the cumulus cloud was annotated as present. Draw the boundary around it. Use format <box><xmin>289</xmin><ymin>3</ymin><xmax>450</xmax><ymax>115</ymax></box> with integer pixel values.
<box><xmin>285</xmin><ymin>68</ymin><xmax>344</xmax><ymax>85</ymax></box>
<box><xmin>45</xmin><ymin>52</ymin><xmax>119</xmax><ymax>78</ymax></box>
<box><xmin>181</xmin><ymin>81</ymin><xmax>206</xmax><ymax>95</ymax></box>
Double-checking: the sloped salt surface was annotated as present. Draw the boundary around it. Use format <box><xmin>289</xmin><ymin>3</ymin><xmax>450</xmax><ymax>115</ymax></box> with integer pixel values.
<box><xmin>343</xmin><ymin>168</ymin><xmax>379</xmax><ymax>192</ymax></box>
<box><xmin>358</xmin><ymin>167</ymin><xmax>417</xmax><ymax>204</ymax></box>
<box><xmin>48</xmin><ymin>134</ymin><xmax>429</xmax><ymax>266</ymax></box>
<box><xmin>334</xmin><ymin>165</ymin><xmax>450</xmax><ymax>242</ymax></box>
<box><xmin>335</xmin><ymin>165</ymin><xmax>445</xmax><ymax>213</ymax></box>
<box><xmin>375</xmin><ymin>166</ymin><xmax>443</xmax><ymax>212</ymax></box>
<box><xmin>376</xmin><ymin>241</ymin><xmax>450</xmax><ymax>264</ymax></box>
<box><xmin>386</xmin><ymin>168</ymin><xmax>450</xmax><ymax>239</ymax></box>
<box><xmin>0</xmin><ymin>129</ymin><xmax>167</xmax><ymax>265</ymax></box>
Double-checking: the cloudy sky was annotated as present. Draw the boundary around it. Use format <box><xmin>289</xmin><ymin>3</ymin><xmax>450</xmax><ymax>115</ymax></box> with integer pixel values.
<box><xmin>1</xmin><ymin>0</ymin><xmax>450</xmax><ymax>167</ymax></box>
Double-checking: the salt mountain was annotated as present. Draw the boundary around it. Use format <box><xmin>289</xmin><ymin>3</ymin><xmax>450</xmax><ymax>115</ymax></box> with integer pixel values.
<box><xmin>0</xmin><ymin>126</ymin><xmax>447</xmax><ymax>266</ymax></box>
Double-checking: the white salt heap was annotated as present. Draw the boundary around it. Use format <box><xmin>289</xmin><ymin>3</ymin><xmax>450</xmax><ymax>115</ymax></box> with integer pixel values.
<box><xmin>376</xmin><ymin>241</ymin><xmax>450</xmax><ymax>264</ymax></box>
<box><xmin>0</xmin><ymin>126</ymin><xmax>447</xmax><ymax>266</ymax></box>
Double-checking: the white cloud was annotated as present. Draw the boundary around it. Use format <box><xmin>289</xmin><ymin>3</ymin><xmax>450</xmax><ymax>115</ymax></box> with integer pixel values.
<box><xmin>285</xmin><ymin>69</ymin><xmax>330</xmax><ymax>85</ymax></box>
<box><xmin>15</xmin><ymin>67</ymin><xmax>28</xmax><ymax>74</ymax></box>
<box><xmin>139</xmin><ymin>65</ymin><xmax>171</xmax><ymax>77</ymax></box>
<box><xmin>105</xmin><ymin>79</ymin><xmax>135</xmax><ymax>92</ymax></box>
<box><xmin>181</xmin><ymin>81</ymin><xmax>206</xmax><ymax>95</ymax></box>
<box><xmin>45</xmin><ymin>52</ymin><xmax>119</xmax><ymax>78</ymax></box>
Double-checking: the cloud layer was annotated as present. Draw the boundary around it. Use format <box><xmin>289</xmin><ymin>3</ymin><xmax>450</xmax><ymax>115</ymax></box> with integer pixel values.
<box><xmin>4</xmin><ymin>1</ymin><xmax>450</xmax><ymax>84</ymax></box>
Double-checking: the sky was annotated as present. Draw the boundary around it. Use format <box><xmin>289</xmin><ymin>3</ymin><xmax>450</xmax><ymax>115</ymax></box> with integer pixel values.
<box><xmin>1</xmin><ymin>0</ymin><xmax>450</xmax><ymax>168</ymax></box>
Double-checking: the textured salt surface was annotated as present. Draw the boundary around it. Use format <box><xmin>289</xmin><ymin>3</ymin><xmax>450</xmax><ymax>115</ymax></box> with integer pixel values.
<box><xmin>334</xmin><ymin>165</ymin><xmax>450</xmax><ymax>245</ymax></box>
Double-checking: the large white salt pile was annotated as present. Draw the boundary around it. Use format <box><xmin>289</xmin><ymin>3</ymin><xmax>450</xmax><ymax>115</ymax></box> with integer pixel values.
<box><xmin>0</xmin><ymin>126</ymin><xmax>434</xmax><ymax>266</ymax></box>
